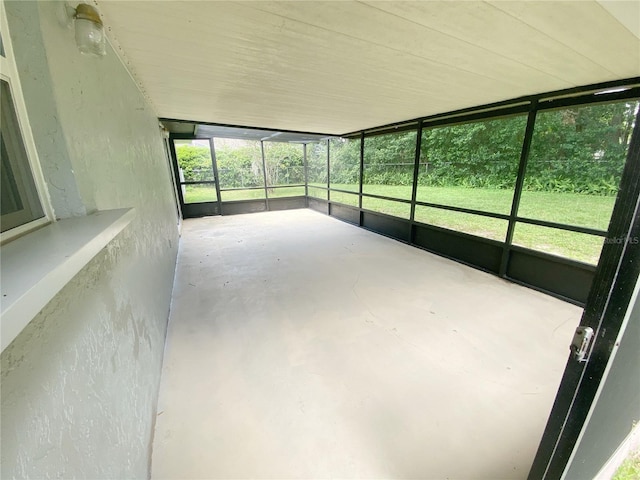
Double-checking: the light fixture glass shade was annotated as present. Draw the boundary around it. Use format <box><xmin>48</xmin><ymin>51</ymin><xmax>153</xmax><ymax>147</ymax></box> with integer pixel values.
<box><xmin>74</xmin><ymin>4</ymin><xmax>106</xmax><ymax>57</ymax></box>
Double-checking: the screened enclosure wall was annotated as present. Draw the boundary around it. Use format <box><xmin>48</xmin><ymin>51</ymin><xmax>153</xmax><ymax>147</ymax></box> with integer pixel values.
<box><xmin>414</xmin><ymin>114</ymin><xmax>526</xmax><ymax>241</ymax></box>
<box><xmin>168</xmin><ymin>82</ymin><xmax>639</xmax><ymax>304</ymax></box>
<box><xmin>173</xmin><ymin>139</ymin><xmax>218</xmax><ymax>204</ymax></box>
<box><xmin>307</xmin><ymin>141</ymin><xmax>328</xmax><ymax>200</ymax></box>
<box><xmin>170</xmin><ymin>135</ymin><xmax>311</xmax><ymax>217</ymax></box>
<box><xmin>215</xmin><ymin>138</ymin><xmax>265</xmax><ymax>201</ymax></box>
<box><xmin>514</xmin><ymin>101</ymin><xmax>637</xmax><ymax>264</ymax></box>
<box><xmin>263</xmin><ymin>142</ymin><xmax>305</xmax><ymax>198</ymax></box>
<box><xmin>328</xmin><ymin>137</ymin><xmax>360</xmax><ymax>207</ymax></box>
<box><xmin>312</xmin><ymin>85</ymin><xmax>640</xmax><ymax>304</ymax></box>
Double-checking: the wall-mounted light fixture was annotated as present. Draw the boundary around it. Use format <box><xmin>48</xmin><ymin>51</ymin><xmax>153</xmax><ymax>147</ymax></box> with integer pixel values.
<box><xmin>58</xmin><ymin>2</ymin><xmax>106</xmax><ymax>57</ymax></box>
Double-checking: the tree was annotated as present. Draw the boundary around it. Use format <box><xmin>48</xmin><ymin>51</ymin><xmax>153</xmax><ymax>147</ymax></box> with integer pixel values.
<box><xmin>264</xmin><ymin>143</ymin><xmax>304</xmax><ymax>190</ymax></box>
<box><xmin>175</xmin><ymin>145</ymin><xmax>214</xmax><ymax>182</ymax></box>
<box><xmin>329</xmin><ymin>138</ymin><xmax>360</xmax><ymax>185</ymax></box>
<box><xmin>214</xmin><ymin>141</ymin><xmax>304</xmax><ymax>191</ymax></box>
<box><xmin>524</xmin><ymin>101</ymin><xmax>637</xmax><ymax>194</ymax></box>
<box><xmin>176</xmin><ymin>99</ymin><xmax>638</xmax><ymax>196</ymax></box>
<box><xmin>307</xmin><ymin>142</ymin><xmax>328</xmax><ymax>185</ymax></box>
<box><xmin>420</xmin><ymin>115</ymin><xmax>525</xmax><ymax>189</ymax></box>
<box><xmin>215</xmin><ymin>142</ymin><xmax>263</xmax><ymax>189</ymax></box>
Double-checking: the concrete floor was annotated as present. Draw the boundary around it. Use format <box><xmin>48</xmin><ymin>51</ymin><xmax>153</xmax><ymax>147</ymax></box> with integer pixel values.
<box><xmin>151</xmin><ymin>209</ymin><xmax>582</xmax><ymax>480</ymax></box>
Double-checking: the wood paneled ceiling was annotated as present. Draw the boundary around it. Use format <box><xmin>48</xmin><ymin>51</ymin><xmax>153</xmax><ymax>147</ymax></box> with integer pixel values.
<box><xmin>98</xmin><ymin>1</ymin><xmax>640</xmax><ymax>135</ymax></box>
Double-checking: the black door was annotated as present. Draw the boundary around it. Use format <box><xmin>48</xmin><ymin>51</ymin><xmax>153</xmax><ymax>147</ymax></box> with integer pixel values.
<box><xmin>170</xmin><ymin>136</ymin><xmax>221</xmax><ymax>218</ymax></box>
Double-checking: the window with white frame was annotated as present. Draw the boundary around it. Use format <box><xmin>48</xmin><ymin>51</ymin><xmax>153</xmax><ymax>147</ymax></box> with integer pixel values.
<box><xmin>0</xmin><ymin>2</ymin><xmax>53</xmax><ymax>242</ymax></box>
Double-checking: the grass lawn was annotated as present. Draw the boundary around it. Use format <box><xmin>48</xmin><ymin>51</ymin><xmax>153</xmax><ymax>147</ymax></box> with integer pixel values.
<box><xmin>183</xmin><ymin>185</ymin><xmax>305</xmax><ymax>203</ymax></box>
<box><xmin>186</xmin><ymin>182</ymin><xmax>614</xmax><ymax>265</ymax></box>
<box><xmin>613</xmin><ymin>449</ymin><xmax>640</xmax><ymax>480</ymax></box>
<box><xmin>312</xmin><ymin>183</ymin><xmax>614</xmax><ymax>265</ymax></box>
<box><xmin>325</xmin><ymin>184</ymin><xmax>615</xmax><ymax>231</ymax></box>
<box><xmin>183</xmin><ymin>184</ymin><xmax>218</xmax><ymax>203</ymax></box>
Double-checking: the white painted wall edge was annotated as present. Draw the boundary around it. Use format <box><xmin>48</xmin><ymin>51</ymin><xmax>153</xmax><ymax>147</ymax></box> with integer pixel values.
<box><xmin>0</xmin><ymin>208</ymin><xmax>136</xmax><ymax>352</ymax></box>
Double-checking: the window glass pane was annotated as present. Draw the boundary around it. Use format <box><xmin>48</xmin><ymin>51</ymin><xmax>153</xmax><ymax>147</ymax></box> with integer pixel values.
<box><xmin>264</xmin><ymin>142</ymin><xmax>304</xmax><ymax>187</ymax></box>
<box><xmin>330</xmin><ymin>190</ymin><xmax>359</xmax><ymax>207</ymax></box>
<box><xmin>307</xmin><ymin>186</ymin><xmax>327</xmax><ymax>200</ymax></box>
<box><xmin>215</xmin><ymin>138</ymin><xmax>265</xmax><ymax>200</ymax></box>
<box><xmin>183</xmin><ymin>183</ymin><xmax>217</xmax><ymax>204</ymax></box>
<box><xmin>1</xmin><ymin>80</ymin><xmax>44</xmax><ymax>233</ymax></box>
<box><xmin>307</xmin><ymin>141</ymin><xmax>327</xmax><ymax>187</ymax></box>
<box><xmin>414</xmin><ymin>206</ymin><xmax>508</xmax><ymax>241</ymax></box>
<box><xmin>520</xmin><ymin>191</ymin><xmax>616</xmax><ymax>231</ymax></box>
<box><xmin>513</xmin><ymin>223</ymin><xmax>604</xmax><ymax>265</ymax></box>
<box><xmin>1</xmin><ymin>141</ymin><xmax>24</xmax><ymax>215</ymax></box>
<box><xmin>417</xmin><ymin>115</ymin><xmax>526</xmax><ymax>214</ymax></box>
<box><xmin>220</xmin><ymin>188</ymin><xmax>265</xmax><ymax>202</ymax></box>
<box><xmin>362</xmin><ymin>197</ymin><xmax>410</xmax><ymax>219</ymax></box>
<box><xmin>363</xmin><ymin>131</ymin><xmax>416</xmax><ymax>201</ymax></box>
<box><xmin>417</xmin><ymin>186</ymin><xmax>516</xmax><ymax>215</ymax></box>
<box><xmin>174</xmin><ymin>139</ymin><xmax>214</xmax><ymax>182</ymax></box>
<box><xmin>519</xmin><ymin>101</ymin><xmax>639</xmax><ymax>229</ymax></box>
<box><xmin>330</xmin><ymin>137</ymin><xmax>360</xmax><ymax>192</ymax></box>
<box><xmin>269</xmin><ymin>186</ymin><xmax>305</xmax><ymax>198</ymax></box>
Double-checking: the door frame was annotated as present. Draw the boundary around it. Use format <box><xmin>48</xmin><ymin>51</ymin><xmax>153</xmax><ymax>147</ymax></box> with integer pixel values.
<box><xmin>169</xmin><ymin>134</ymin><xmax>222</xmax><ymax>218</ymax></box>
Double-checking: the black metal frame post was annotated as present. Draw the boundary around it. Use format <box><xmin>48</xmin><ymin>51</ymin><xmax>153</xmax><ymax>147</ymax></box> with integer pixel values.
<box><xmin>162</xmin><ymin>134</ymin><xmax>183</xmax><ymax>221</ymax></box>
<box><xmin>409</xmin><ymin>120</ymin><xmax>424</xmax><ymax>238</ymax></box>
<box><xmin>359</xmin><ymin>132</ymin><xmax>365</xmax><ymax>209</ymax></box>
<box><xmin>359</xmin><ymin>132</ymin><xmax>365</xmax><ymax>225</ymax></box>
<box><xmin>168</xmin><ymin>135</ymin><xmax>186</xmax><ymax>210</ymax></box>
<box><xmin>303</xmin><ymin>143</ymin><xmax>309</xmax><ymax>206</ymax></box>
<box><xmin>208</xmin><ymin>138</ymin><xmax>223</xmax><ymax>212</ymax></box>
<box><xmin>260</xmin><ymin>140</ymin><xmax>269</xmax><ymax>210</ymax></box>
<box><xmin>326</xmin><ymin>139</ymin><xmax>331</xmax><ymax>203</ymax></box>
<box><xmin>499</xmin><ymin>100</ymin><xmax>538</xmax><ymax>277</ymax></box>
<box><xmin>528</xmin><ymin>107</ymin><xmax>640</xmax><ymax>480</ymax></box>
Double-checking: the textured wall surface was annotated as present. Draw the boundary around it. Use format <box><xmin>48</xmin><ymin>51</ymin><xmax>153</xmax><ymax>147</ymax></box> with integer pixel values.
<box><xmin>1</xmin><ymin>1</ymin><xmax>179</xmax><ymax>478</ymax></box>
<box><xmin>1</xmin><ymin>0</ymin><xmax>85</xmax><ymax>218</ymax></box>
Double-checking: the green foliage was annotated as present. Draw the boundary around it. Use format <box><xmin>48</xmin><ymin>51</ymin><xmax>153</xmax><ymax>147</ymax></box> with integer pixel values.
<box><xmin>175</xmin><ymin>144</ymin><xmax>214</xmax><ymax>182</ymax></box>
<box><xmin>307</xmin><ymin>142</ymin><xmax>328</xmax><ymax>184</ymax></box>
<box><xmin>215</xmin><ymin>142</ymin><xmax>263</xmax><ymax>188</ymax></box>
<box><xmin>523</xmin><ymin>102</ymin><xmax>635</xmax><ymax>195</ymax></box>
<box><xmin>419</xmin><ymin>115</ymin><xmax>525</xmax><ymax>189</ymax></box>
<box><xmin>324</xmin><ymin>100</ymin><xmax>638</xmax><ymax>196</ymax></box>
<box><xmin>264</xmin><ymin>142</ymin><xmax>304</xmax><ymax>186</ymax></box>
<box><xmin>330</xmin><ymin>138</ymin><xmax>360</xmax><ymax>185</ymax></box>
<box><xmin>613</xmin><ymin>449</ymin><xmax>640</xmax><ymax>480</ymax></box>
<box><xmin>176</xmin><ymin>100</ymin><xmax>637</xmax><ymax>197</ymax></box>
<box><xmin>176</xmin><ymin>141</ymin><xmax>305</xmax><ymax>190</ymax></box>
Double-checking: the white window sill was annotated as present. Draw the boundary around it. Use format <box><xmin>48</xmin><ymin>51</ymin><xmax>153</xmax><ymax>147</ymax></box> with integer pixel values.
<box><xmin>1</xmin><ymin>208</ymin><xmax>136</xmax><ymax>352</ymax></box>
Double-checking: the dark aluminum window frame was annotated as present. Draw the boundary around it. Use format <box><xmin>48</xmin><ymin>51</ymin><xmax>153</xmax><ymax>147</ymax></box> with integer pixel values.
<box><xmin>169</xmin><ymin>134</ymin><xmax>310</xmax><ymax>218</ymax></box>
<box><xmin>318</xmin><ymin>80</ymin><xmax>640</xmax><ymax>305</ymax></box>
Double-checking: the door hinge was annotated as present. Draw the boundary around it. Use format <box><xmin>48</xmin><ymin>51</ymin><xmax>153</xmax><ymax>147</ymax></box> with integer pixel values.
<box><xmin>570</xmin><ymin>326</ymin><xmax>594</xmax><ymax>362</ymax></box>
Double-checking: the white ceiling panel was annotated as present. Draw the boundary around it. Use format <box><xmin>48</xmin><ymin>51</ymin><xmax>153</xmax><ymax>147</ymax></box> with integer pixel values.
<box><xmin>597</xmin><ymin>0</ymin><xmax>640</xmax><ymax>40</ymax></box>
<box><xmin>98</xmin><ymin>0</ymin><xmax>640</xmax><ymax>135</ymax></box>
<box><xmin>488</xmin><ymin>1</ymin><xmax>640</xmax><ymax>77</ymax></box>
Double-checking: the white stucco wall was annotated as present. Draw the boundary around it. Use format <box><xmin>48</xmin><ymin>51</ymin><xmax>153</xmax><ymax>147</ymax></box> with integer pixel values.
<box><xmin>1</xmin><ymin>1</ymin><xmax>179</xmax><ymax>478</ymax></box>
